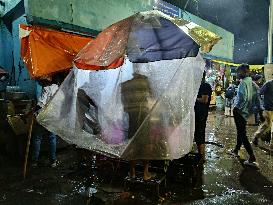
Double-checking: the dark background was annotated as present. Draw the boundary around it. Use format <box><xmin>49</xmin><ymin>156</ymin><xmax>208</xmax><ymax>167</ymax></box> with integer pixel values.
<box><xmin>165</xmin><ymin>0</ymin><xmax>269</xmax><ymax>64</ymax></box>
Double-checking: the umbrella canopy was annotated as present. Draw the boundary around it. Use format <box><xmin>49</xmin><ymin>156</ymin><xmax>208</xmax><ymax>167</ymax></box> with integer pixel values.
<box><xmin>74</xmin><ymin>10</ymin><xmax>217</xmax><ymax>70</ymax></box>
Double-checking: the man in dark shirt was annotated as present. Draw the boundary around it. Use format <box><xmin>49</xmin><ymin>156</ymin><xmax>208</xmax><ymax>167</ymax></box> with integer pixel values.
<box><xmin>194</xmin><ymin>71</ymin><xmax>212</xmax><ymax>162</ymax></box>
<box><xmin>253</xmin><ymin>79</ymin><xmax>273</xmax><ymax>148</ymax></box>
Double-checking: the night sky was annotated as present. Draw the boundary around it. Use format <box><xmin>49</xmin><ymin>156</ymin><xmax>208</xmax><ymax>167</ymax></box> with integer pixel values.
<box><xmin>165</xmin><ymin>0</ymin><xmax>269</xmax><ymax>64</ymax></box>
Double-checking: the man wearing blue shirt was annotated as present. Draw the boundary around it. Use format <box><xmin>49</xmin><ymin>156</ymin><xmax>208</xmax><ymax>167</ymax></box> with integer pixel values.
<box><xmin>253</xmin><ymin>77</ymin><xmax>273</xmax><ymax>148</ymax></box>
<box><xmin>231</xmin><ymin>64</ymin><xmax>261</xmax><ymax>168</ymax></box>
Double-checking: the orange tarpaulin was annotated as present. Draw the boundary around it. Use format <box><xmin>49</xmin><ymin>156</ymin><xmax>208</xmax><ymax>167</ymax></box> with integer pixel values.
<box><xmin>74</xmin><ymin>16</ymin><xmax>132</xmax><ymax>70</ymax></box>
<box><xmin>20</xmin><ymin>24</ymin><xmax>93</xmax><ymax>78</ymax></box>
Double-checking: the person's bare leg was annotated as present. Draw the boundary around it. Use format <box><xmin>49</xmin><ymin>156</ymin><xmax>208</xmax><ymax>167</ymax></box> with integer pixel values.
<box><xmin>129</xmin><ymin>160</ymin><xmax>136</xmax><ymax>178</ymax></box>
<box><xmin>197</xmin><ymin>144</ymin><xmax>206</xmax><ymax>163</ymax></box>
<box><xmin>143</xmin><ymin>160</ymin><xmax>152</xmax><ymax>180</ymax></box>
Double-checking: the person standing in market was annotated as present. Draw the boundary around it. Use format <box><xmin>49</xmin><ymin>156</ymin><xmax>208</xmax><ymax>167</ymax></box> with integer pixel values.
<box><xmin>32</xmin><ymin>76</ymin><xmax>60</xmax><ymax>168</ymax></box>
<box><xmin>121</xmin><ymin>71</ymin><xmax>155</xmax><ymax>181</ymax></box>
<box><xmin>224</xmin><ymin>81</ymin><xmax>236</xmax><ymax>117</ymax></box>
<box><xmin>253</xmin><ymin>76</ymin><xmax>273</xmax><ymax>148</ymax></box>
<box><xmin>194</xmin><ymin>71</ymin><xmax>212</xmax><ymax>163</ymax></box>
<box><xmin>230</xmin><ymin>64</ymin><xmax>261</xmax><ymax>168</ymax></box>
<box><xmin>252</xmin><ymin>74</ymin><xmax>263</xmax><ymax>125</ymax></box>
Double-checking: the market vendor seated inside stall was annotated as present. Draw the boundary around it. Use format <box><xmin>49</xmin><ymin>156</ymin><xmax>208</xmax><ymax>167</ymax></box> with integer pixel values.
<box><xmin>121</xmin><ymin>71</ymin><xmax>155</xmax><ymax>181</ymax></box>
<box><xmin>76</xmin><ymin>86</ymin><xmax>101</xmax><ymax>135</ymax></box>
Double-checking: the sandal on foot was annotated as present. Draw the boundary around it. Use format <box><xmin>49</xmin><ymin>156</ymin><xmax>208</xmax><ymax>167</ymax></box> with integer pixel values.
<box><xmin>143</xmin><ymin>173</ymin><xmax>156</xmax><ymax>181</ymax></box>
<box><xmin>128</xmin><ymin>172</ymin><xmax>135</xmax><ymax>179</ymax></box>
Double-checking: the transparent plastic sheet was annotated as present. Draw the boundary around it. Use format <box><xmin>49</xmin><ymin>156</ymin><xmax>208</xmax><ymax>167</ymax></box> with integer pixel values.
<box><xmin>37</xmin><ymin>53</ymin><xmax>205</xmax><ymax>160</ymax></box>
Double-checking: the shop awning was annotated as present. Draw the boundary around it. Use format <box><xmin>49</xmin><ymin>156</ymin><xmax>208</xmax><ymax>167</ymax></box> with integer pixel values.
<box><xmin>20</xmin><ymin>24</ymin><xmax>93</xmax><ymax>79</ymax></box>
<box><xmin>212</xmin><ymin>60</ymin><xmax>264</xmax><ymax>71</ymax></box>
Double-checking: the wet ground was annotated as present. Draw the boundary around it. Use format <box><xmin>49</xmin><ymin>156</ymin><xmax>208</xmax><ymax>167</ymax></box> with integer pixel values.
<box><xmin>1</xmin><ymin>111</ymin><xmax>273</xmax><ymax>205</ymax></box>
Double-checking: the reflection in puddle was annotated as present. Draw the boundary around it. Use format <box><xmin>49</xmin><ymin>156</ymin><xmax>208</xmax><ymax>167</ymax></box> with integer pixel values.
<box><xmin>1</xmin><ymin>112</ymin><xmax>273</xmax><ymax>204</ymax></box>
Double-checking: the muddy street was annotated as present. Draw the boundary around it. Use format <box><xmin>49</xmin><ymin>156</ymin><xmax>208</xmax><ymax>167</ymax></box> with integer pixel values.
<box><xmin>0</xmin><ymin>111</ymin><xmax>273</xmax><ymax>205</ymax></box>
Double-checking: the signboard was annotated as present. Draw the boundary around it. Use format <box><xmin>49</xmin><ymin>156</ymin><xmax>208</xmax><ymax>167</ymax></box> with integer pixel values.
<box><xmin>264</xmin><ymin>64</ymin><xmax>273</xmax><ymax>81</ymax></box>
<box><xmin>153</xmin><ymin>0</ymin><xmax>180</xmax><ymax>18</ymax></box>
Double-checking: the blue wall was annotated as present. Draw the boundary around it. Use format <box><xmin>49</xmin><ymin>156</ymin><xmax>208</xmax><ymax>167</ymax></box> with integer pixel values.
<box><xmin>12</xmin><ymin>15</ymin><xmax>36</xmax><ymax>98</ymax></box>
<box><xmin>0</xmin><ymin>16</ymin><xmax>36</xmax><ymax>97</ymax></box>
<box><xmin>0</xmin><ymin>20</ymin><xmax>13</xmax><ymax>91</ymax></box>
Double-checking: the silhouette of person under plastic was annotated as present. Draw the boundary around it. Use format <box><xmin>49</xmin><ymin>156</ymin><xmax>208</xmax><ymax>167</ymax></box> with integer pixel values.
<box><xmin>121</xmin><ymin>71</ymin><xmax>155</xmax><ymax>180</ymax></box>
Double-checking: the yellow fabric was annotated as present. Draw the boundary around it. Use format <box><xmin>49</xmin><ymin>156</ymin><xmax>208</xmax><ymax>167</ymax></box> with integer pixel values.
<box><xmin>188</xmin><ymin>26</ymin><xmax>221</xmax><ymax>53</ymax></box>
<box><xmin>212</xmin><ymin>60</ymin><xmax>264</xmax><ymax>71</ymax></box>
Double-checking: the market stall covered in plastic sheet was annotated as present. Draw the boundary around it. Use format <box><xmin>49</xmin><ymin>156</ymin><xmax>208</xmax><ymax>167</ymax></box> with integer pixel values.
<box><xmin>38</xmin><ymin>10</ymin><xmax>220</xmax><ymax>160</ymax></box>
<box><xmin>20</xmin><ymin>24</ymin><xmax>93</xmax><ymax>79</ymax></box>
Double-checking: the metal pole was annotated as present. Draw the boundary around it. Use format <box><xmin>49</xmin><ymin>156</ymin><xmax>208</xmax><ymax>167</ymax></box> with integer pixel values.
<box><xmin>268</xmin><ymin>0</ymin><xmax>273</xmax><ymax>64</ymax></box>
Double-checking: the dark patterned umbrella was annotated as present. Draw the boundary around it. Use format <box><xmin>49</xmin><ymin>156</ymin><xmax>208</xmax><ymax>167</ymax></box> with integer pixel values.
<box><xmin>74</xmin><ymin>10</ymin><xmax>219</xmax><ymax>70</ymax></box>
